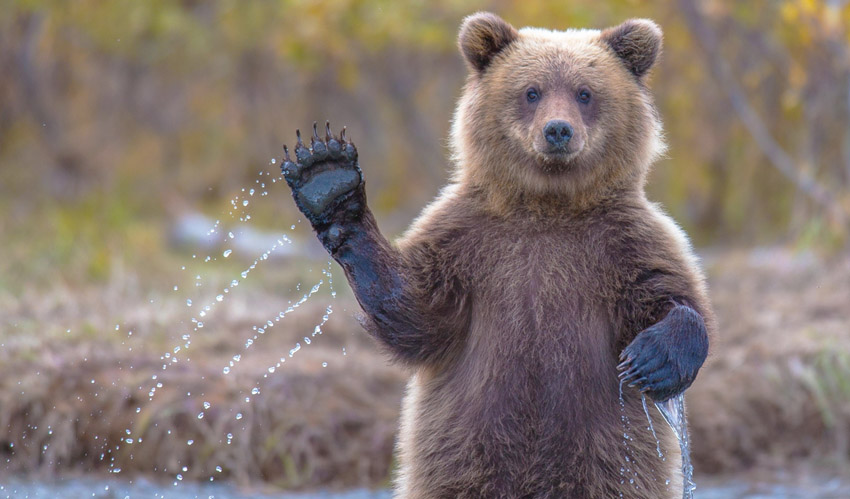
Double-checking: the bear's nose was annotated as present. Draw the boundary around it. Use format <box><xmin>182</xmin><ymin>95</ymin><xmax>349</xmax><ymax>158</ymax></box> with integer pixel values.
<box><xmin>543</xmin><ymin>120</ymin><xmax>573</xmax><ymax>148</ymax></box>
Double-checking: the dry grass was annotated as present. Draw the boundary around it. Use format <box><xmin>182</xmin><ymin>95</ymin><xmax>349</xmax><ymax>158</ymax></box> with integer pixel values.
<box><xmin>690</xmin><ymin>248</ymin><xmax>850</xmax><ymax>474</ymax></box>
<box><xmin>0</xmin><ymin>260</ymin><xmax>406</xmax><ymax>490</ymax></box>
<box><xmin>0</xmin><ymin>248</ymin><xmax>848</xmax><ymax>489</ymax></box>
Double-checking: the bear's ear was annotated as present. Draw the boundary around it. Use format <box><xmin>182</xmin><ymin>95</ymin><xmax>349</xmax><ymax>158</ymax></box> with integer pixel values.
<box><xmin>601</xmin><ymin>19</ymin><xmax>662</xmax><ymax>79</ymax></box>
<box><xmin>458</xmin><ymin>12</ymin><xmax>519</xmax><ymax>73</ymax></box>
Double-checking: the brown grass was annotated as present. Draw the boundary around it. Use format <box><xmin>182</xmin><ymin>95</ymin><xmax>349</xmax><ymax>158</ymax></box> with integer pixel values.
<box><xmin>0</xmin><ymin>248</ymin><xmax>849</xmax><ymax>489</ymax></box>
<box><xmin>690</xmin><ymin>248</ymin><xmax>850</xmax><ymax>474</ymax></box>
<box><xmin>0</xmin><ymin>262</ymin><xmax>406</xmax><ymax>489</ymax></box>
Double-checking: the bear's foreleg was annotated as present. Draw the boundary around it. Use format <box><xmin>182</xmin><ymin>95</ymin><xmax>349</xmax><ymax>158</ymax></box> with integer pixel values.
<box><xmin>281</xmin><ymin>123</ymin><xmax>460</xmax><ymax>364</ymax></box>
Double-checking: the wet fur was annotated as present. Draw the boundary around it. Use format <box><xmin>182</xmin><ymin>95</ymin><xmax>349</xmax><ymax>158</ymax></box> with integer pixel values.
<box><xmin>283</xmin><ymin>12</ymin><xmax>713</xmax><ymax>499</ymax></box>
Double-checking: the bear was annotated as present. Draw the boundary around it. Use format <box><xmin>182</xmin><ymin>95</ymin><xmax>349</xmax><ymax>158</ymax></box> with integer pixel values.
<box><xmin>280</xmin><ymin>12</ymin><xmax>713</xmax><ymax>498</ymax></box>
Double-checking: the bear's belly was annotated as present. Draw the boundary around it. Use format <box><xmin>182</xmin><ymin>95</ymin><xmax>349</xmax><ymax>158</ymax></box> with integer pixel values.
<box><xmin>393</xmin><ymin>307</ymin><xmax>681</xmax><ymax>498</ymax></box>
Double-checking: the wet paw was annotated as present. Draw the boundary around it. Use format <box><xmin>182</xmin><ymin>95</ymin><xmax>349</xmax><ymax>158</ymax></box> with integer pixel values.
<box><xmin>617</xmin><ymin>305</ymin><xmax>708</xmax><ymax>401</ymax></box>
<box><xmin>281</xmin><ymin>122</ymin><xmax>363</xmax><ymax>229</ymax></box>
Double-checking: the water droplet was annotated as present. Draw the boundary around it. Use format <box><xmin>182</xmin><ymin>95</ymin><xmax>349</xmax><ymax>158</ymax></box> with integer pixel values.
<box><xmin>251</xmin><ymin>387</ymin><xmax>260</xmax><ymax>395</ymax></box>
<box><xmin>216</xmin><ymin>295</ymin><xmax>224</xmax><ymax>302</ymax></box>
<box><xmin>242</xmin><ymin>200</ymin><xmax>249</xmax><ymax>207</ymax></box>
<box><xmin>216</xmin><ymin>466</ymin><xmax>223</xmax><ymax>473</ymax></box>
<box><xmin>197</xmin><ymin>412</ymin><xmax>204</xmax><ymax>419</ymax></box>
<box><xmin>187</xmin><ymin>439</ymin><xmax>194</xmax><ymax>445</ymax></box>
<box><xmin>204</xmin><ymin>401</ymin><xmax>211</xmax><ymax>409</ymax></box>
<box><xmin>186</xmin><ymin>299</ymin><xmax>192</xmax><ymax>307</ymax></box>
<box><xmin>223</xmin><ymin>249</ymin><xmax>232</xmax><ymax>258</ymax></box>
<box><xmin>322</xmin><ymin>362</ymin><xmax>327</xmax><ymax>368</ymax></box>
<box><xmin>222</xmin><ymin>367</ymin><xmax>230</xmax><ymax>374</ymax></box>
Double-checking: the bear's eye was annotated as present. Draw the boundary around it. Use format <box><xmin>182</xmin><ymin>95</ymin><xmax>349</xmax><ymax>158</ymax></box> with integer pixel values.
<box><xmin>526</xmin><ymin>88</ymin><xmax>540</xmax><ymax>103</ymax></box>
<box><xmin>577</xmin><ymin>88</ymin><xmax>592</xmax><ymax>104</ymax></box>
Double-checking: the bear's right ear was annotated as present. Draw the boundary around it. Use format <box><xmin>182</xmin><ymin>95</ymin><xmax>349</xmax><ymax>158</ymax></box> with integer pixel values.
<box><xmin>458</xmin><ymin>12</ymin><xmax>519</xmax><ymax>74</ymax></box>
<box><xmin>601</xmin><ymin>19</ymin><xmax>663</xmax><ymax>79</ymax></box>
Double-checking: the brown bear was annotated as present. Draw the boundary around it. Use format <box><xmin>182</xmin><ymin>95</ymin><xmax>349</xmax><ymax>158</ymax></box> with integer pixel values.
<box><xmin>281</xmin><ymin>12</ymin><xmax>713</xmax><ymax>498</ymax></box>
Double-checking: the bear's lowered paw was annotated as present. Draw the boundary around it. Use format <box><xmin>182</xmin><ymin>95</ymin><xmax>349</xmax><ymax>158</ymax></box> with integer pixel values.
<box><xmin>282</xmin><ymin>122</ymin><xmax>364</xmax><ymax>242</ymax></box>
<box><xmin>617</xmin><ymin>304</ymin><xmax>709</xmax><ymax>402</ymax></box>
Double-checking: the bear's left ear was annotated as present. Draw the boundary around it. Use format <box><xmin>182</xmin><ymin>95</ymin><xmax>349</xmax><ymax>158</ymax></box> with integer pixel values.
<box><xmin>458</xmin><ymin>12</ymin><xmax>519</xmax><ymax>73</ymax></box>
<box><xmin>601</xmin><ymin>19</ymin><xmax>662</xmax><ymax>79</ymax></box>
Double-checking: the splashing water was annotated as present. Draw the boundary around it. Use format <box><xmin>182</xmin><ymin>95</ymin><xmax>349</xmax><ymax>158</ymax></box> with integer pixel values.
<box><xmin>654</xmin><ymin>393</ymin><xmax>695</xmax><ymax>499</ymax></box>
<box><xmin>76</xmin><ymin>162</ymin><xmax>346</xmax><ymax>484</ymax></box>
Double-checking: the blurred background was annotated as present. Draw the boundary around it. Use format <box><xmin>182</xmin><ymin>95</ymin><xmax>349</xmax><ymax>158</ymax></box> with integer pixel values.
<box><xmin>1</xmin><ymin>0</ymin><xmax>850</xmax><ymax>497</ymax></box>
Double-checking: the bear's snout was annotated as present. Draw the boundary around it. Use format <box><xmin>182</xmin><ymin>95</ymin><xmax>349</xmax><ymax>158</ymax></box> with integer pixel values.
<box><xmin>543</xmin><ymin>120</ymin><xmax>573</xmax><ymax>149</ymax></box>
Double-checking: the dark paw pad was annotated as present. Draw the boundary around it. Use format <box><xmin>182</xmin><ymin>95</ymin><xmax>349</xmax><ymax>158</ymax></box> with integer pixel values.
<box><xmin>282</xmin><ymin>122</ymin><xmax>363</xmax><ymax>227</ymax></box>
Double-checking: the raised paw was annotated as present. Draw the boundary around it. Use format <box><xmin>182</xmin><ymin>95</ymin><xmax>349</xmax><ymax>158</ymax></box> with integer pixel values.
<box><xmin>617</xmin><ymin>304</ymin><xmax>708</xmax><ymax>401</ymax></box>
<box><xmin>281</xmin><ymin>122</ymin><xmax>363</xmax><ymax>229</ymax></box>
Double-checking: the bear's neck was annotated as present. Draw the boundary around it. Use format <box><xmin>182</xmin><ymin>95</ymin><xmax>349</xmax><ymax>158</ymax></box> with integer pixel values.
<box><xmin>458</xmin><ymin>162</ymin><xmax>647</xmax><ymax>221</ymax></box>
<box><xmin>461</xmin><ymin>178</ymin><xmax>644</xmax><ymax>222</ymax></box>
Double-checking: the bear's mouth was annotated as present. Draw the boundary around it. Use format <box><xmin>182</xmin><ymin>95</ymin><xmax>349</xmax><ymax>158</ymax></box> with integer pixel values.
<box><xmin>533</xmin><ymin>138</ymin><xmax>585</xmax><ymax>162</ymax></box>
<box><xmin>535</xmin><ymin>149</ymin><xmax>582</xmax><ymax>173</ymax></box>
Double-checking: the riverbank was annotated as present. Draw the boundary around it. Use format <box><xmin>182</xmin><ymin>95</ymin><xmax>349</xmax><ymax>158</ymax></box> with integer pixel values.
<box><xmin>1</xmin><ymin>246</ymin><xmax>848</xmax><ymax>492</ymax></box>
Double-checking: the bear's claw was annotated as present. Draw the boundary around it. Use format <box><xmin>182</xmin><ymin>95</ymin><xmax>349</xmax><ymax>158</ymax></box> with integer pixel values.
<box><xmin>281</xmin><ymin>122</ymin><xmax>364</xmax><ymax>235</ymax></box>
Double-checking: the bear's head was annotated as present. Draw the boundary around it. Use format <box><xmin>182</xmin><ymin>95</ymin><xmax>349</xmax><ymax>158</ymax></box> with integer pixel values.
<box><xmin>451</xmin><ymin>12</ymin><xmax>666</xmax><ymax>208</ymax></box>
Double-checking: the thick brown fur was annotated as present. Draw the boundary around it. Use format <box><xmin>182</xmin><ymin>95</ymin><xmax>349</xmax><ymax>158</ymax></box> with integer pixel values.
<box><xmin>283</xmin><ymin>11</ymin><xmax>714</xmax><ymax>499</ymax></box>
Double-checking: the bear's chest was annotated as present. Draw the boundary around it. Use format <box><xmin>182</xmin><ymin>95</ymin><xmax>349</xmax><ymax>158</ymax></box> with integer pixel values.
<box><xmin>466</xmin><ymin>224</ymin><xmax>614</xmax><ymax>331</ymax></box>
<box><xmin>451</xmin><ymin>223</ymin><xmax>621</xmax><ymax>395</ymax></box>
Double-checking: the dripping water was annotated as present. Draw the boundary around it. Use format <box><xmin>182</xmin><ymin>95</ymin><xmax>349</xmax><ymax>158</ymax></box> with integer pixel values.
<box><xmin>654</xmin><ymin>393</ymin><xmax>695</xmax><ymax>499</ymax></box>
<box><xmin>641</xmin><ymin>394</ymin><xmax>664</xmax><ymax>460</ymax></box>
<box><xmin>622</xmin><ymin>381</ymin><xmax>695</xmax><ymax>498</ymax></box>
<box><xmin>618</xmin><ymin>379</ymin><xmax>639</xmax><ymax>494</ymax></box>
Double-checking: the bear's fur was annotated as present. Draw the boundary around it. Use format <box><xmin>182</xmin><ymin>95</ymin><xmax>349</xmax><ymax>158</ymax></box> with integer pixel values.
<box><xmin>282</xmin><ymin>11</ymin><xmax>713</xmax><ymax>499</ymax></box>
